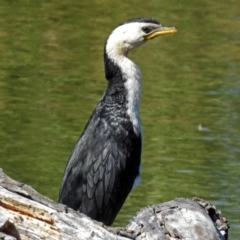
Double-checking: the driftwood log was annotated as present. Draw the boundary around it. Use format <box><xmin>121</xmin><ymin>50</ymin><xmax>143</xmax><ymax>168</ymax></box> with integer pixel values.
<box><xmin>0</xmin><ymin>168</ymin><xmax>229</xmax><ymax>240</ymax></box>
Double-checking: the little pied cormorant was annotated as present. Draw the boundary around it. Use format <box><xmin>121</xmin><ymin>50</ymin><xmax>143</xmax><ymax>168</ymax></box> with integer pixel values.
<box><xmin>59</xmin><ymin>17</ymin><xmax>177</xmax><ymax>226</ymax></box>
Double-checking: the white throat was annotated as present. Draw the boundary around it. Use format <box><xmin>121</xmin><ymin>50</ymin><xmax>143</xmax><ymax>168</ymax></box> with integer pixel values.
<box><xmin>106</xmin><ymin>41</ymin><xmax>142</xmax><ymax>136</ymax></box>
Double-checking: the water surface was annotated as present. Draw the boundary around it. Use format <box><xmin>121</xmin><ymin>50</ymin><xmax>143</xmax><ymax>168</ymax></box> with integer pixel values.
<box><xmin>0</xmin><ymin>0</ymin><xmax>239</xmax><ymax>238</ymax></box>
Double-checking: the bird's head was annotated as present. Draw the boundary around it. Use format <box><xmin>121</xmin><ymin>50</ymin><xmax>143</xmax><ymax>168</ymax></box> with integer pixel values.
<box><xmin>106</xmin><ymin>17</ymin><xmax>177</xmax><ymax>56</ymax></box>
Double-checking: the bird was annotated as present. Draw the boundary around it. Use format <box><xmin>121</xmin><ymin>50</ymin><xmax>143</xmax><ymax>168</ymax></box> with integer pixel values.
<box><xmin>59</xmin><ymin>17</ymin><xmax>177</xmax><ymax>226</ymax></box>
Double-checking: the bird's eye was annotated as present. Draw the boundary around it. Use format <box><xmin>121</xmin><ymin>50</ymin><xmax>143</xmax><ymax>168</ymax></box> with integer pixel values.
<box><xmin>142</xmin><ymin>26</ymin><xmax>153</xmax><ymax>34</ymax></box>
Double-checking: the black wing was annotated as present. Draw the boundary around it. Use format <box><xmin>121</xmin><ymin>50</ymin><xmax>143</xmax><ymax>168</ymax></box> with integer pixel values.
<box><xmin>59</xmin><ymin>104</ymin><xmax>141</xmax><ymax>225</ymax></box>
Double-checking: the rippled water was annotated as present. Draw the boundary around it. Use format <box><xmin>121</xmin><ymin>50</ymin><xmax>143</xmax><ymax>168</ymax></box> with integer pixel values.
<box><xmin>0</xmin><ymin>0</ymin><xmax>239</xmax><ymax>238</ymax></box>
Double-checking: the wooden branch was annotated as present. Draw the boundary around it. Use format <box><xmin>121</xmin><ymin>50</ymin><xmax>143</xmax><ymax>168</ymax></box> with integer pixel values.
<box><xmin>127</xmin><ymin>197</ymin><xmax>229</xmax><ymax>240</ymax></box>
<box><xmin>0</xmin><ymin>168</ymin><xmax>229</xmax><ymax>240</ymax></box>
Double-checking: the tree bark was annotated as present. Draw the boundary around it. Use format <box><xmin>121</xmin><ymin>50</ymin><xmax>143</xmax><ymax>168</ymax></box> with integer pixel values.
<box><xmin>0</xmin><ymin>168</ymin><xmax>229</xmax><ymax>240</ymax></box>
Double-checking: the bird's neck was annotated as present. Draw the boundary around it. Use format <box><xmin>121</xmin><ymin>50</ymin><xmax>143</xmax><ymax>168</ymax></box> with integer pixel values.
<box><xmin>104</xmin><ymin>44</ymin><xmax>142</xmax><ymax>135</ymax></box>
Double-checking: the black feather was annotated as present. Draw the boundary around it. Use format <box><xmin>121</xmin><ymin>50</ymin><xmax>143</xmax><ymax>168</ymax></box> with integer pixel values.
<box><xmin>59</xmin><ymin>53</ymin><xmax>141</xmax><ymax>225</ymax></box>
<box><xmin>120</xmin><ymin>17</ymin><xmax>159</xmax><ymax>25</ymax></box>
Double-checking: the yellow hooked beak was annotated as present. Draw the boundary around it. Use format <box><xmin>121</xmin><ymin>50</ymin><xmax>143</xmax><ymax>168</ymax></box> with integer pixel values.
<box><xmin>144</xmin><ymin>27</ymin><xmax>178</xmax><ymax>40</ymax></box>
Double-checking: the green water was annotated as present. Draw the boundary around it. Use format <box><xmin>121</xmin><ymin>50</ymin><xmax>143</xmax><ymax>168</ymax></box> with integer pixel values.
<box><xmin>0</xmin><ymin>0</ymin><xmax>239</xmax><ymax>238</ymax></box>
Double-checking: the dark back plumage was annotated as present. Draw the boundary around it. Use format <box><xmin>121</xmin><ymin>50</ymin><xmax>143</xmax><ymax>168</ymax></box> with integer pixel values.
<box><xmin>59</xmin><ymin>47</ymin><xmax>142</xmax><ymax>225</ymax></box>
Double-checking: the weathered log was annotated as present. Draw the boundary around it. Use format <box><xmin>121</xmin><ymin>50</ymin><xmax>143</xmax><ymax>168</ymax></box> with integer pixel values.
<box><xmin>0</xmin><ymin>168</ymin><xmax>229</xmax><ymax>240</ymax></box>
<box><xmin>127</xmin><ymin>197</ymin><xmax>229</xmax><ymax>240</ymax></box>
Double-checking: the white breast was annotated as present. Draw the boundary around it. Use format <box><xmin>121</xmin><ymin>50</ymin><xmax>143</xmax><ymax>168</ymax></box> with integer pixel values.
<box><xmin>122</xmin><ymin>58</ymin><xmax>142</xmax><ymax>136</ymax></box>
